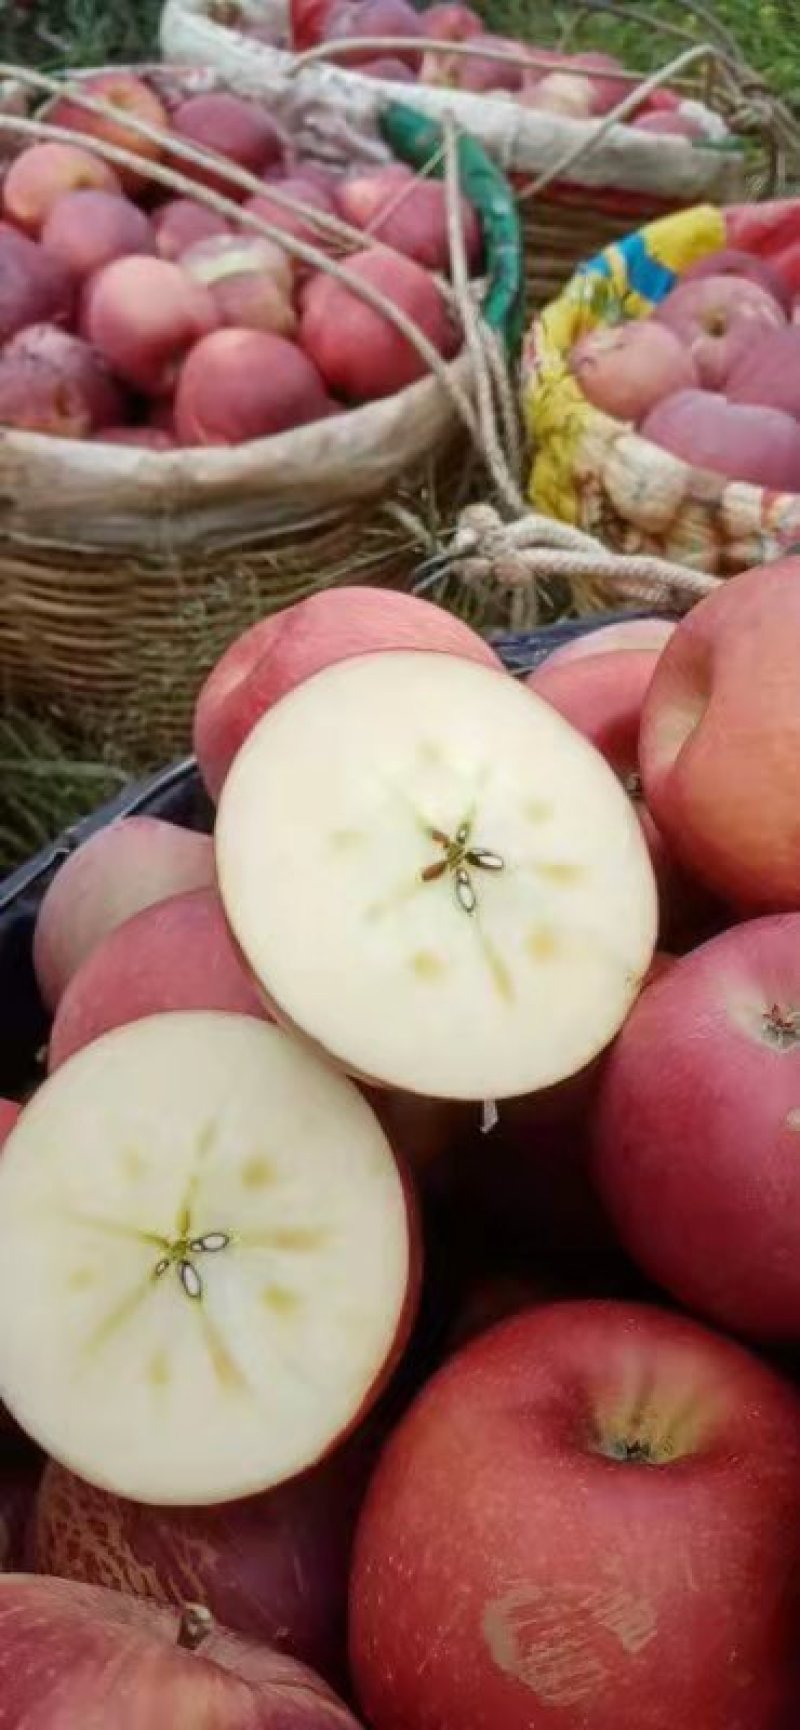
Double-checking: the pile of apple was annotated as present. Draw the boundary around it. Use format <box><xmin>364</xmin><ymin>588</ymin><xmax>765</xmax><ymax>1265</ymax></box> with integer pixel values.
<box><xmin>570</xmin><ymin>244</ymin><xmax>800</xmax><ymax>493</ymax></box>
<box><xmin>284</xmin><ymin>0</ymin><xmax>723</xmax><ymax>139</ymax></box>
<box><xmin>4</xmin><ymin>573</ymin><xmax>800</xmax><ymax>1726</ymax></box>
<box><xmin>0</xmin><ymin>70</ymin><xmax>481</xmax><ymax>447</ymax></box>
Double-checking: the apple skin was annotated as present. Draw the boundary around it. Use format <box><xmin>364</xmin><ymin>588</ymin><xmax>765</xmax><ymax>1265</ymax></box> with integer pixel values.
<box><xmin>47</xmin><ymin>887</ymin><xmax>269</xmax><ymax>1071</ymax></box>
<box><xmin>32</xmin><ymin>815</ymin><xmax>215</xmax><ymax>1012</ymax></box>
<box><xmin>350</xmin><ymin>1299</ymin><xmax>800</xmax><ymax>1730</ymax></box>
<box><xmin>680</xmin><ymin>246</ymin><xmax>793</xmax><ymax>313</ymax></box>
<box><xmin>174</xmin><ymin>328</ymin><xmax>332</xmax><ymax>445</ymax></box>
<box><xmin>541</xmin><ymin>617</ymin><xmax>676</xmax><ymax>669</ymax></box>
<box><xmin>640</xmin><ymin>388</ymin><xmax>800</xmax><ymax>492</ymax></box>
<box><xmin>41</xmin><ymin>188</ymin><xmax>154</xmax><ymax>280</ymax></box>
<box><xmin>569</xmin><ymin>321</ymin><xmax>697</xmax><ymax>424</ymax></box>
<box><xmin>2</xmin><ymin>142</ymin><xmax>122</xmax><ymax>236</ymax></box>
<box><xmin>593</xmin><ymin>915</ymin><xmax>800</xmax><ymax>1341</ymax></box>
<box><xmin>47</xmin><ymin>72</ymin><xmax>171</xmax><ymax>195</ymax></box>
<box><xmin>245</xmin><ymin>178</ymin><xmax>338</xmax><ymax>257</ymax></box>
<box><xmin>299</xmin><ymin>245</ymin><xmax>458</xmax><ymax>401</ymax></box>
<box><xmin>0</xmin><ymin>227</ymin><xmax>75</xmax><ymax>342</ymax></box>
<box><xmin>99</xmin><ymin>425</ymin><xmax>175</xmax><ymax>449</ymax></box>
<box><xmin>5</xmin><ymin>324</ymin><xmax>125</xmax><ymax>433</ymax></box>
<box><xmin>456</xmin><ymin>32</ymin><xmax>526</xmax><ymax>93</ymax></box>
<box><xmin>323</xmin><ymin>0</ymin><xmax>423</xmax><ymax>72</ymax></box>
<box><xmin>0</xmin><ymin>1575</ymin><xmax>365</xmax><ymax>1728</ymax></box>
<box><xmin>640</xmin><ymin>559</ymin><xmax>800</xmax><ymax>912</ymax></box>
<box><xmin>653</xmin><ymin>274</ymin><xmax>785</xmax><ymax>390</ymax></box>
<box><xmin>172</xmin><ymin>94</ymin><xmax>284</xmax><ymax>199</ymax></box>
<box><xmin>193</xmin><ymin>586</ymin><xmax>502</xmax><ymax>801</ymax></box>
<box><xmin>180</xmin><ymin>235</ymin><xmax>295</xmax><ymax>337</ymax></box>
<box><xmin>336</xmin><ymin>165</ymin><xmax>481</xmax><ymax>274</ymax></box>
<box><xmin>31</xmin><ymin>1429</ymin><xmax>378</xmax><ymax>1687</ymax></box>
<box><xmin>154</xmin><ymin>198</ymin><xmax>232</xmax><ymax>261</ymax></box>
<box><xmin>726</xmin><ymin>326</ymin><xmax>800</xmax><ymax>419</ymax></box>
<box><xmin>83</xmin><ymin>256</ymin><xmax>219</xmax><ymax>396</ymax></box>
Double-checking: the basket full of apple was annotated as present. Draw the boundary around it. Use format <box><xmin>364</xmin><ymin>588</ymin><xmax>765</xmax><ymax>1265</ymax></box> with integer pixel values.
<box><xmin>0</xmin><ymin>61</ymin><xmax>521</xmax><ymax>760</ymax></box>
<box><xmin>524</xmin><ymin>198</ymin><xmax>800</xmax><ymax>575</ymax></box>
<box><xmin>3</xmin><ymin>574</ymin><xmax>800</xmax><ymax>1725</ymax></box>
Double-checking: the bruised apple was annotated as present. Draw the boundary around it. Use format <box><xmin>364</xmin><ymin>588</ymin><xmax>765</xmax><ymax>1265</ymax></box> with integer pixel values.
<box><xmin>83</xmin><ymin>256</ymin><xmax>219</xmax><ymax>395</ymax></box>
<box><xmin>32</xmin><ymin>815</ymin><xmax>215</xmax><ymax>1011</ymax></box>
<box><xmin>0</xmin><ymin>1576</ymin><xmax>364</xmax><ymax>1728</ymax></box>
<box><xmin>2</xmin><ymin>142</ymin><xmax>121</xmax><ymax>235</ymax></box>
<box><xmin>640</xmin><ymin>559</ymin><xmax>800</xmax><ymax>911</ymax></box>
<box><xmin>337</xmin><ymin>165</ymin><xmax>481</xmax><ymax>274</ymax></box>
<box><xmin>32</xmin><ymin>1431</ymin><xmax>376</xmax><ymax>1683</ymax></box>
<box><xmin>181</xmin><ymin>234</ymin><xmax>295</xmax><ymax>335</ymax></box>
<box><xmin>154</xmin><ymin>198</ymin><xmax>231</xmax><ymax>261</ymax></box>
<box><xmin>41</xmin><ymin>188</ymin><xmax>154</xmax><ymax>280</ymax></box>
<box><xmin>569</xmin><ymin>321</ymin><xmax>697</xmax><ymax>424</ymax></box>
<box><xmin>350</xmin><ymin>1300</ymin><xmax>800</xmax><ymax>1730</ymax></box>
<box><xmin>172</xmin><ymin>94</ymin><xmax>284</xmax><ymax>197</ymax></box>
<box><xmin>193</xmin><ymin>586</ymin><xmax>502</xmax><ymax>800</ymax></box>
<box><xmin>0</xmin><ymin>1013</ymin><xmax>417</xmax><ymax>1504</ymax></box>
<box><xmin>48</xmin><ymin>887</ymin><xmax>268</xmax><ymax>1071</ymax></box>
<box><xmin>654</xmin><ymin>274</ymin><xmax>785</xmax><ymax>390</ymax></box>
<box><xmin>174</xmin><ymin>329</ymin><xmax>332</xmax><ymax>444</ymax></box>
<box><xmin>640</xmin><ymin>389</ymin><xmax>800</xmax><ymax>492</ymax></box>
<box><xmin>5</xmin><ymin>324</ymin><xmax>124</xmax><ymax>432</ymax></box>
<box><xmin>216</xmin><ymin>651</ymin><xmax>657</xmax><ymax>1099</ymax></box>
<box><xmin>300</xmin><ymin>247</ymin><xmax>458</xmax><ymax>400</ymax></box>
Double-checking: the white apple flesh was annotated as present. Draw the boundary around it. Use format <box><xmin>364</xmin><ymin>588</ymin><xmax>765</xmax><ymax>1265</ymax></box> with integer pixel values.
<box><xmin>0</xmin><ymin>1013</ymin><xmax>415</xmax><ymax>1506</ymax></box>
<box><xmin>216</xmin><ymin>652</ymin><xmax>657</xmax><ymax>1100</ymax></box>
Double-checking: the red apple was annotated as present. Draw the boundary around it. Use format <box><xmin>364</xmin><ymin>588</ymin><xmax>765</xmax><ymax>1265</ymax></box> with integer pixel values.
<box><xmin>41</xmin><ymin>188</ymin><xmax>154</xmax><ymax>280</ymax></box>
<box><xmin>172</xmin><ymin>94</ymin><xmax>284</xmax><ymax>198</ymax></box>
<box><xmin>323</xmin><ymin>0</ymin><xmax>423</xmax><ymax>71</ymax></box>
<box><xmin>3</xmin><ymin>142</ymin><xmax>121</xmax><ymax>236</ymax></box>
<box><xmin>83</xmin><ymin>256</ymin><xmax>219</xmax><ymax>395</ymax></box>
<box><xmin>32</xmin><ymin>1429</ymin><xmax>377</xmax><ymax>1684</ymax></box>
<box><xmin>181</xmin><ymin>234</ymin><xmax>295</xmax><ymax>335</ymax></box>
<box><xmin>542</xmin><ymin>617</ymin><xmax>676</xmax><ymax>669</ymax></box>
<box><xmin>654</xmin><ymin>273</ymin><xmax>786</xmax><ymax>390</ymax></box>
<box><xmin>418</xmin><ymin>1</ymin><xmax>484</xmax><ymax>84</ymax></box>
<box><xmin>640</xmin><ymin>388</ymin><xmax>800</xmax><ymax>491</ymax></box>
<box><xmin>726</xmin><ymin>326</ymin><xmax>800</xmax><ymax>419</ymax></box>
<box><xmin>351</xmin><ymin>1299</ymin><xmax>800</xmax><ymax>1730</ymax></box>
<box><xmin>193</xmin><ymin>585</ymin><xmax>502</xmax><ymax>800</ymax></box>
<box><xmin>0</xmin><ymin>1101</ymin><xmax>20</xmax><ymax>1151</ymax></box>
<box><xmin>5</xmin><ymin>324</ymin><xmax>125</xmax><ymax>431</ymax></box>
<box><xmin>457</xmin><ymin>32</ymin><xmax>526</xmax><ymax>92</ymax></box>
<box><xmin>153</xmin><ymin>197</ymin><xmax>232</xmax><ymax>261</ymax></box>
<box><xmin>640</xmin><ymin>559</ymin><xmax>800</xmax><ymax>911</ymax></box>
<box><xmin>570</xmin><ymin>50</ymin><xmax>632</xmax><ymax>116</ymax></box>
<box><xmin>300</xmin><ymin>246</ymin><xmax>458</xmax><ymax>401</ymax></box>
<box><xmin>594</xmin><ymin>916</ymin><xmax>800</xmax><ymax>1339</ymax></box>
<box><xmin>47</xmin><ymin>72</ymin><xmax>170</xmax><ymax>194</ymax></box>
<box><xmin>245</xmin><ymin>177</ymin><xmax>338</xmax><ymax>256</ymax></box>
<box><xmin>0</xmin><ymin>1576</ymin><xmax>365</xmax><ymax>1727</ymax></box>
<box><xmin>0</xmin><ymin>226</ymin><xmax>75</xmax><ymax>341</ymax></box>
<box><xmin>569</xmin><ymin>321</ymin><xmax>697</xmax><ymax>423</ymax></box>
<box><xmin>336</xmin><ymin>165</ymin><xmax>481</xmax><ymax>273</ymax></box>
<box><xmin>32</xmin><ymin>815</ymin><xmax>215</xmax><ymax>1012</ymax></box>
<box><xmin>174</xmin><ymin>328</ymin><xmax>332</xmax><ymax>445</ymax></box>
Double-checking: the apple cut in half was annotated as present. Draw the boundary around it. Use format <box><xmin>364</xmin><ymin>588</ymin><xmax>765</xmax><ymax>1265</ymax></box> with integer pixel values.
<box><xmin>217</xmin><ymin>652</ymin><xmax>658</xmax><ymax>1100</ymax></box>
<box><xmin>0</xmin><ymin>1013</ymin><xmax>416</xmax><ymax>1506</ymax></box>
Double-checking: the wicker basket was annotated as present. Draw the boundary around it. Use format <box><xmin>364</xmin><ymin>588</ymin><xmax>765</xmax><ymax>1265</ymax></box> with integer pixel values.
<box><xmin>157</xmin><ymin>0</ymin><xmax>787</xmax><ymax>310</ymax></box>
<box><xmin>0</xmin><ymin>63</ymin><xmax>522</xmax><ymax>764</ymax></box>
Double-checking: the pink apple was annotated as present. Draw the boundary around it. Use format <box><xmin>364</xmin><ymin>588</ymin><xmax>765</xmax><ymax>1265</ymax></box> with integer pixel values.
<box><xmin>3</xmin><ymin>142</ymin><xmax>121</xmax><ymax>236</ymax></box>
<box><xmin>569</xmin><ymin>320</ymin><xmax>697</xmax><ymax>423</ymax></box>
<box><xmin>351</xmin><ymin>1299</ymin><xmax>800</xmax><ymax>1730</ymax></box>
<box><xmin>5</xmin><ymin>324</ymin><xmax>125</xmax><ymax>432</ymax></box>
<box><xmin>181</xmin><ymin>233</ymin><xmax>295</xmax><ymax>335</ymax></box>
<box><xmin>83</xmin><ymin>256</ymin><xmax>219</xmax><ymax>395</ymax></box>
<box><xmin>174</xmin><ymin>328</ymin><xmax>333</xmax><ymax>445</ymax></box>
<box><xmin>594</xmin><ymin>915</ymin><xmax>800</xmax><ymax>1338</ymax></box>
<box><xmin>47</xmin><ymin>71</ymin><xmax>171</xmax><ymax>194</ymax></box>
<box><xmin>569</xmin><ymin>50</ymin><xmax>632</xmax><ymax>116</ymax></box>
<box><xmin>727</xmin><ymin>326</ymin><xmax>800</xmax><ymax>419</ymax></box>
<box><xmin>300</xmin><ymin>245</ymin><xmax>458</xmax><ymax>400</ymax></box>
<box><xmin>172</xmin><ymin>94</ymin><xmax>284</xmax><ymax>198</ymax></box>
<box><xmin>336</xmin><ymin>164</ymin><xmax>481</xmax><ymax>272</ymax></box>
<box><xmin>678</xmin><ymin>246</ymin><xmax>793</xmax><ymax>312</ymax></box>
<box><xmin>41</xmin><ymin>188</ymin><xmax>154</xmax><ymax>280</ymax></box>
<box><xmin>32</xmin><ymin>815</ymin><xmax>215</xmax><ymax>1011</ymax></box>
<box><xmin>353</xmin><ymin>56</ymin><xmax>416</xmax><ymax>79</ymax></box>
<box><xmin>654</xmin><ymin>273</ymin><xmax>786</xmax><ymax>390</ymax></box>
<box><xmin>457</xmin><ymin>32</ymin><xmax>526</xmax><ymax>92</ymax></box>
<box><xmin>640</xmin><ymin>389</ymin><xmax>800</xmax><ymax>492</ymax></box>
<box><xmin>640</xmin><ymin>558</ymin><xmax>800</xmax><ymax>910</ymax></box>
<box><xmin>323</xmin><ymin>0</ymin><xmax>423</xmax><ymax>71</ymax></box>
<box><xmin>193</xmin><ymin>585</ymin><xmax>501</xmax><ymax>800</ymax></box>
<box><xmin>542</xmin><ymin>617</ymin><xmax>676</xmax><ymax>669</ymax></box>
<box><xmin>153</xmin><ymin>197</ymin><xmax>232</xmax><ymax>261</ymax></box>
<box><xmin>0</xmin><ymin>227</ymin><xmax>74</xmax><ymax>341</ymax></box>
<box><xmin>418</xmin><ymin>1</ymin><xmax>484</xmax><ymax>84</ymax></box>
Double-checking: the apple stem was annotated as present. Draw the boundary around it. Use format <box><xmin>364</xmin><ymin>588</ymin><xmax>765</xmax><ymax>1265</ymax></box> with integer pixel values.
<box><xmin>178</xmin><ymin>1604</ymin><xmax>214</xmax><ymax>1653</ymax></box>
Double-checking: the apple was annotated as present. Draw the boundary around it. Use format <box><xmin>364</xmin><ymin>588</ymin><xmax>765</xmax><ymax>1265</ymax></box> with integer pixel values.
<box><xmin>0</xmin><ymin>1576</ymin><xmax>365</xmax><ymax>1727</ymax></box>
<box><xmin>216</xmin><ymin>650</ymin><xmax>657</xmax><ymax>1100</ymax></box>
<box><xmin>593</xmin><ymin>914</ymin><xmax>800</xmax><ymax>1340</ymax></box>
<box><xmin>31</xmin><ymin>1429</ymin><xmax>376</xmax><ymax>1684</ymax></box>
<box><xmin>300</xmin><ymin>246</ymin><xmax>458</xmax><ymax>401</ymax></box>
<box><xmin>353</xmin><ymin>55</ymin><xmax>417</xmax><ymax>79</ymax></box>
<box><xmin>0</xmin><ymin>350</ymin><xmax>91</xmax><ymax>438</ymax></box>
<box><xmin>41</xmin><ymin>188</ymin><xmax>154</xmax><ymax>280</ymax></box>
<box><xmin>323</xmin><ymin>0</ymin><xmax>423</xmax><ymax>72</ymax></box>
<box><xmin>172</xmin><ymin>94</ymin><xmax>284</xmax><ymax>198</ymax></box>
<box><xmin>457</xmin><ymin>33</ymin><xmax>526</xmax><ymax>93</ymax></box>
<box><xmin>99</xmin><ymin>425</ymin><xmax>176</xmax><ymax>449</ymax></box>
<box><xmin>653</xmin><ymin>274</ymin><xmax>786</xmax><ymax>390</ymax></box>
<box><xmin>640</xmin><ymin>389</ymin><xmax>800</xmax><ymax>492</ymax></box>
<box><xmin>83</xmin><ymin>256</ymin><xmax>219</xmax><ymax>395</ymax></box>
<box><xmin>640</xmin><ymin>559</ymin><xmax>800</xmax><ymax>911</ymax></box>
<box><xmin>727</xmin><ymin>326</ymin><xmax>800</xmax><ymax>419</ymax></box>
<box><xmin>154</xmin><ymin>198</ymin><xmax>232</xmax><ymax>263</ymax></box>
<box><xmin>569</xmin><ymin>49</ymin><xmax>632</xmax><ymax>116</ymax></box>
<box><xmin>541</xmin><ymin>617</ymin><xmax>676</xmax><ymax>669</ymax></box>
<box><xmin>0</xmin><ymin>226</ymin><xmax>75</xmax><ymax>341</ymax></box>
<box><xmin>0</xmin><ymin>1101</ymin><xmax>20</xmax><ymax>1150</ymax></box>
<box><xmin>48</xmin><ymin>886</ymin><xmax>269</xmax><ymax>1071</ymax></box>
<box><xmin>193</xmin><ymin>586</ymin><xmax>503</xmax><ymax>801</ymax></box>
<box><xmin>569</xmin><ymin>321</ymin><xmax>698</xmax><ymax>424</ymax></box>
<box><xmin>5</xmin><ymin>324</ymin><xmax>125</xmax><ymax>431</ymax></box>
<box><xmin>245</xmin><ymin>177</ymin><xmax>339</xmax><ymax>256</ymax></box>
<box><xmin>0</xmin><ymin>1012</ymin><xmax>417</xmax><ymax>1504</ymax></box>
<box><xmin>181</xmin><ymin>234</ymin><xmax>295</xmax><ymax>335</ymax></box>
<box><xmin>351</xmin><ymin>1298</ymin><xmax>800</xmax><ymax>1730</ymax></box>
<box><xmin>174</xmin><ymin>328</ymin><xmax>332</xmax><ymax>445</ymax></box>
<box><xmin>418</xmin><ymin>1</ymin><xmax>484</xmax><ymax>84</ymax></box>
<box><xmin>2</xmin><ymin>142</ymin><xmax>122</xmax><ymax>236</ymax></box>
<box><xmin>336</xmin><ymin>165</ymin><xmax>481</xmax><ymax>274</ymax></box>
<box><xmin>47</xmin><ymin>71</ymin><xmax>171</xmax><ymax>194</ymax></box>
<box><xmin>32</xmin><ymin>815</ymin><xmax>215</xmax><ymax>1012</ymax></box>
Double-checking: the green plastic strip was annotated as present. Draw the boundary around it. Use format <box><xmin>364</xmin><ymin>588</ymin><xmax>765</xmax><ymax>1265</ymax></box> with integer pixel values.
<box><xmin>379</xmin><ymin>102</ymin><xmax>525</xmax><ymax>349</ymax></box>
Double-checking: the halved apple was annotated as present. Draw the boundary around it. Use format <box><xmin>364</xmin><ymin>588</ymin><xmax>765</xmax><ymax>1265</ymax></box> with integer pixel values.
<box><xmin>216</xmin><ymin>651</ymin><xmax>658</xmax><ymax>1100</ymax></box>
<box><xmin>0</xmin><ymin>1013</ymin><xmax>416</xmax><ymax>1506</ymax></box>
